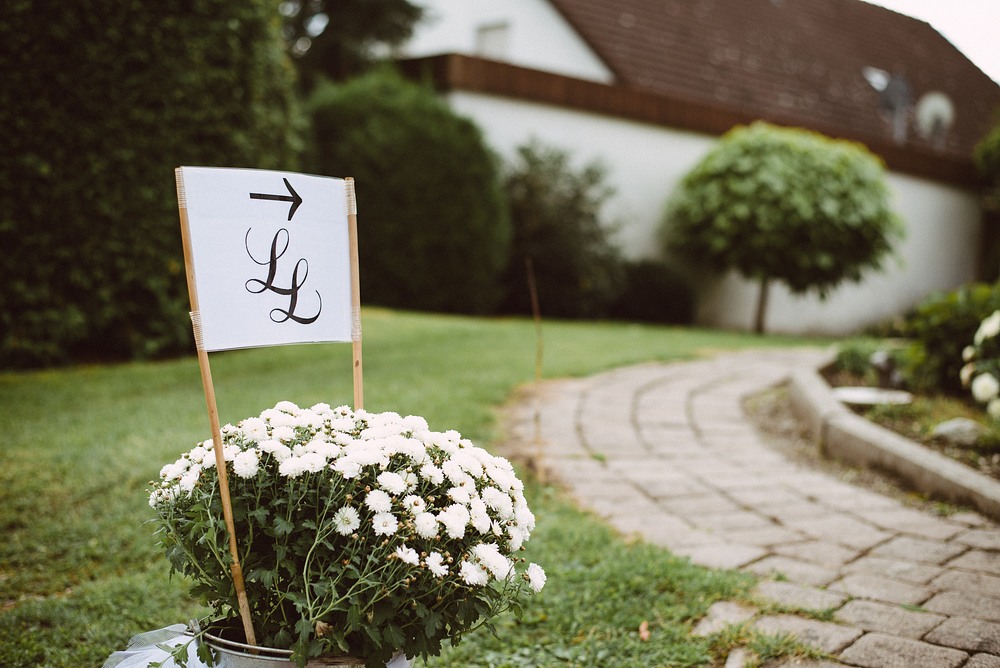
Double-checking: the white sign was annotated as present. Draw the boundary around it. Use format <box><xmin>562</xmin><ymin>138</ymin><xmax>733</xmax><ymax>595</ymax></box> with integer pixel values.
<box><xmin>176</xmin><ymin>166</ymin><xmax>352</xmax><ymax>352</ymax></box>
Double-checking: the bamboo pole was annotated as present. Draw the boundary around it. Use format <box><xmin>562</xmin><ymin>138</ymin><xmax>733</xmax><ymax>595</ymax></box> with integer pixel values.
<box><xmin>346</xmin><ymin>178</ymin><xmax>363</xmax><ymax>410</ymax></box>
<box><xmin>176</xmin><ymin>169</ymin><xmax>257</xmax><ymax>646</ymax></box>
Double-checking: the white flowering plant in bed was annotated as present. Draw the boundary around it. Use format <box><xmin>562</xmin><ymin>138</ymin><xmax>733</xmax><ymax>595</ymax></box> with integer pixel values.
<box><xmin>961</xmin><ymin>309</ymin><xmax>1000</xmax><ymax>419</ymax></box>
<box><xmin>149</xmin><ymin>402</ymin><xmax>545</xmax><ymax>667</ymax></box>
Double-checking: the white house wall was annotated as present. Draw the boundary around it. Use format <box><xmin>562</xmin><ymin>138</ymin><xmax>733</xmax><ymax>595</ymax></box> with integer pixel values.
<box><xmin>404</xmin><ymin>0</ymin><xmax>613</xmax><ymax>83</ymax></box>
<box><xmin>445</xmin><ymin>90</ymin><xmax>982</xmax><ymax>335</ymax></box>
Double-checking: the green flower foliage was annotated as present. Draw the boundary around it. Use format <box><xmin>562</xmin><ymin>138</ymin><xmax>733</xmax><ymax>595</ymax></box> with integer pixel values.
<box><xmin>661</xmin><ymin>122</ymin><xmax>903</xmax><ymax>297</ymax></box>
<box><xmin>0</xmin><ymin>0</ymin><xmax>303</xmax><ymax>368</ymax></box>
<box><xmin>902</xmin><ymin>282</ymin><xmax>1000</xmax><ymax>395</ymax></box>
<box><xmin>307</xmin><ymin>69</ymin><xmax>510</xmax><ymax>314</ymax></box>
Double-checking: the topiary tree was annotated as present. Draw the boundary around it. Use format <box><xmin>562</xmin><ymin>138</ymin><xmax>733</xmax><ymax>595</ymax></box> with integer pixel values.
<box><xmin>499</xmin><ymin>141</ymin><xmax>625</xmax><ymax>319</ymax></box>
<box><xmin>307</xmin><ymin>69</ymin><xmax>510</xmax><ymax>314</ymax></box>
<box><xmin>0</xmin><ymin>0</ymin><xmax>302</xmax><ymax>367</ymax></box>
<box><xmin>661</xmin><ymin>122</ymin><xmax>903</xmax><ymax>333</ymax></box>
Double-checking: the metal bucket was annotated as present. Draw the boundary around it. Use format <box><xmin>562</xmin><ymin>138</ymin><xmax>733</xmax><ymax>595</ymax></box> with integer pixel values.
<box><xmin>203</xmin><ymin>629</ymin><xmax>392</xmax><ymax>667</ymax></box>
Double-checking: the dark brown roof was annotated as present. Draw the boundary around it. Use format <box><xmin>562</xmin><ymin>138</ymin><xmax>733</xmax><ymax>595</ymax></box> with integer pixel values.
<box><xmin>547</xmin><ymin>0</ymin><xmax>1000</xmax><ymax>160</ymax></box>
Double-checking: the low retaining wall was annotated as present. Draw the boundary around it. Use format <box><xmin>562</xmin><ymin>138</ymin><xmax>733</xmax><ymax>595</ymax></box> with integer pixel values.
<box><xmin>787</xmin><ymin>368</ymin><xmax>1000</xmax><ymax>522</ymax></box>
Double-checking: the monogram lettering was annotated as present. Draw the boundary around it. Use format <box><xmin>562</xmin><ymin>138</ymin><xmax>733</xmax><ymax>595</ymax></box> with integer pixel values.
<box><xmin>244</xmin><ymin>228</ymin><xmax>322</xmax><ymax>325</ymax></box>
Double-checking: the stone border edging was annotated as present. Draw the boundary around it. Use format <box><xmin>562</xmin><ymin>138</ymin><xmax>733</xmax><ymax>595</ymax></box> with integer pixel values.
<box><xmin>787</xmin><ymin>367</ymin><xmax>1000</xmax><ymax>522</ymax></box>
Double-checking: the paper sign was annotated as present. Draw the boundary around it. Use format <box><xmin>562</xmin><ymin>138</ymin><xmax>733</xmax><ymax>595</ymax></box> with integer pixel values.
<box><xmin>176</xmin><ymin>167</ymin><xmax>352</xmax><ymax>351</ymax></box>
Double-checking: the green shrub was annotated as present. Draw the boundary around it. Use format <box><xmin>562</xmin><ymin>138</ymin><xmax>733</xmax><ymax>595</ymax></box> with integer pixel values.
<box><xmin>835</xmin><ymin>338</ymin><xmax>888</xmax><ymax>379</ymax></box>
<box><xmin>610</xmin><ymin>260</ymin><xmax>695</xmax><ymax>324</ymax></box>
<box><xmin>662</xmin><ymin>122</ymin><xmax>903</xmax><ymax>333</ymax></box>
<box><xmin>0</xmin><ymin>0</ymin><xmax>302</xmax><ymax>368</ymax></box>
<box><xmin>498</xmin><ymin>141</ymin><xmax>625</xmax><ymax>319</ymax></box>
<box><xmin>307</xmin><ymin>69</ymin><xmax>509</xmax><ymax>313</ymax></box>
<box><xmin>901</xmin><ymin>283</ymin><xmax>1000</xmax><ymax>395</ymax></box>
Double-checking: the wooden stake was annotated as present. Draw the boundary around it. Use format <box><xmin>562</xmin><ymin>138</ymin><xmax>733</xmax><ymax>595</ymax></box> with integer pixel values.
<box><xmin>346</xmin><ymin>178</ymin><xmax>363</xmax><ymax>410</ymax></box>
<box><xmin>176</xmin><ymin>169</ymin><xmax>257</xmax><ymax>646</ymax></box>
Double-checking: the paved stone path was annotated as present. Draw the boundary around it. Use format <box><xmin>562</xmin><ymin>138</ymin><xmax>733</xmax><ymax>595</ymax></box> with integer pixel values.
<box><xmin>504</xmin><ymin>349</ymin><xmax>1000</xmax><ymax>667</ymax></box>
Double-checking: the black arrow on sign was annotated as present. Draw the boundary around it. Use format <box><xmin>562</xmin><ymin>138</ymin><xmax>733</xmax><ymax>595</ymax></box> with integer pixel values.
<box><xmin>249</xmin><ymin>178</ymin><xmax>303</xmax><ymax>221</ymax></box>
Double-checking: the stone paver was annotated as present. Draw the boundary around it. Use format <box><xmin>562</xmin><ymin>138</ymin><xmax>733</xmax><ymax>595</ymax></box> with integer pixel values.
<box><xmin>838</xmin><ymin>632</ymin><xmax>968</xmax><ymax>668</ymax></box>
<box><xmin>509</xmin><ymin>349</ymin><xmax>1000</xmax><ymax>663</ymax></box>
<box><xmin>833</xmin><ymin>599</ymin><xmax>946</xmax><ymax>638</ymax></box>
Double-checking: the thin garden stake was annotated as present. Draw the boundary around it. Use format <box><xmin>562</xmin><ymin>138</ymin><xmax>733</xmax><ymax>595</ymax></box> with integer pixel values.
<box><xmin>347</xmin><ymin>178</ymin><xmax>364</xmax><ymax>410</ymax></box>
<box><xmin>176</xmin><ymin>171</ymin><xmax>258</xmax><ymax>647</ymax></box>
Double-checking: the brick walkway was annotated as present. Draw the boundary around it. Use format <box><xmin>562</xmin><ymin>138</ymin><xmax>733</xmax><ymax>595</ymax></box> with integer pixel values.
<box><xmin>504</xmin><ymin>349</ymin><xmax>1000</xmax><ymax>667</ymax></box>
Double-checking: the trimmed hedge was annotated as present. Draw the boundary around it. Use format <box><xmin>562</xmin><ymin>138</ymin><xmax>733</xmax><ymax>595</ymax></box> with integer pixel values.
<box><xmin>0</xmin><ymin>0</ymin><xmax>302</xmax><ymax>367</ymax></box>
<box><xmin>307</xmin><ymin>69</ymin><xmax>510</xmax><ymax>314</ymax></box>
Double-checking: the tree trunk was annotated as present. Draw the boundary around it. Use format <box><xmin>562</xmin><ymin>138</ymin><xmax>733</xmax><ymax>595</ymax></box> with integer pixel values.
<box><xmin>754</xmin><ymin>276</ymin><xmax>770</xmax><ymax>335</ymax></box>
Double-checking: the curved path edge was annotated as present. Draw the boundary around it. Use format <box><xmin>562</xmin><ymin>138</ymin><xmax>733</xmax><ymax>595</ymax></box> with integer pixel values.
<box><xmin>788</xmin><ymin>367</ymin><xmax>1000</xmax><ymax>523</ymax></box>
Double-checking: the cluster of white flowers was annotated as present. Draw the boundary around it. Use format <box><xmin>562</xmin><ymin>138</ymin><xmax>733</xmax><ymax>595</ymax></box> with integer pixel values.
<box><xmin>150</xmin><ymin>402</ymin><xmax>545</xmax><ymax>593</ymax></box>
<box><xmin>962</xmin><ymin>310</ymin><xmax>1000</xmax><ymax>419</ymax></box>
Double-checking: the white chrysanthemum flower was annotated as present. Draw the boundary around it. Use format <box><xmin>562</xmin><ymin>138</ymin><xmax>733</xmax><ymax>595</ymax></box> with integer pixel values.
<box><xmin>188</xmin><ymin>446</ymin><xmax>211</xmax><ymax>465</ymax></box>
<box><xmin>402</xmin><ymin>495</ymin><xmax>426</xmax><ymax>514</ymax></box>
<box><xmin>401</xmin><ymin>414</ymin><xmax>429</xmax><ymax>433</ymax></box>
<box><xmin>271</xmin><ymin>425</ymin><xmax>296</xmax><ymax>442</ymax></box>
<box><xmin>377</xmin><ymin>472</ymin><xmax>408</xmax><ymax>495</ymax></box>
<box><xmin>469</xmin><ymin>497</ymin><xmax>491</xmax><ymax>534</ymax></box>
<box><xmin>486</xmin><ymin>464</ymin><xmax>519</xmax><ymax>492</ymax></box>
<box><xmin>419</xmin><ymin>463</ymin><xmax>445</xmax><ymax>485</ymax></box>
<box><xmin>310</xmin><ymin>402</ymin><xmax>332</xmax><ymax>415</ymax></box>
<box><xmin>525</xmin><ymin>563</ymin><xmax>546</xmax><ymax>592</ymax></box>
<box><xmin>372</xmin><ymin>512</ymin><xmax>398</xmax><ymax>536</ymax></box>
<box><xmin>332</xmin><ymin>506</ymin><xmax>360</xmax><ymax>535</ymax></box>
<box><xmin>451</xmin><ymin>451</ymin><xmax>484</xmax><ymax>479</ymax></box>
<box><xmin>507</xmin><ymin>526</ymin><xmax>525</xmax><ymax>552</ymax></box>
<box><xmin>233</xmin><ymin>450</ymin><xmax>260</xmax><ymax>478</ymax></box>
<box><xmin>333</xmin><ymin>458</ymin><xmax>362</xmax><ymax>479</ymax></box>
<box><xmin>447</xmin><ymin>486</ymin><xmax>472</xmax><ymax>504</ymax></box>
<box><xmin>178</xmin><ymin>467</ymin><xmax>200</xmax><ymax>494</ymax></box>
<box><xmin>222</xmin><ymin>444</ymin><xmax>239</xmax><ymax>462</ymax></box>
<box><xmin>961</xmin><ymin>363</ymin><xmax>976</xmax><ymax>387</ymax></box>
<box><xmin>395</xmin><ymin>545</ymin><xmax>420</xmax><ymax>565</ymax></box>
<box><xmin>473</xmin><ymin>543</ymin><xmax>513</xmax><ymax>580</ymax></box>
<box><xmin>279</xmin><ymin>456</ymin><xmax>307</xmax><ymax>478</ymax></box>
<box><xmin>300</xmin><ymin>452</ymin><xmax>326</xmax><ymax>473</ymax></box>
<box><xmin>294</xmin><ymin>410</ymin><xmax>324</xmax><ymax>431</ymax></box>
<box><xmin>975</xmin><ymin>310</ymin><xmax>1000</xmax><ymax>345</ymax></box>
<box><xmin>160</xmin><ymin>461</ymin><xmax>186</xmax><ymax>481</ymax></box>
<box><xmin>442</xmin><ymin>460</ymin><xmax>474</xmax><ymax>487</ymax></box>
<box><xmin>274</xmin><ymin>400</ymin><xmax>300</xmax><ymax>412</ymax></box>
<box><xmin>259</xmin><ymin>440</ymin><xmax>292</xmax><ymax>462</ymax></box>
<box><xmin>414</xmin><ymin>512</ymin><xmax>438</xmax><ymax>539</ymax></box>
<box><xmin>425</xmin><ymin>551</ymin><xmax>448</xmax><ymax>577</ymax></box>
<box><xmin>972</xmin><ymin>373</ymin><xmax>1000</xmax><ymax>403</ymax></box>
<box><xmin>239</xmin><ymin>417</ymin><xmax>269</xmax><ymax>441</ymax></box>
<box><xmin>514</xmin><ymin>502</ymin><xmax>536</xmax><ymax>533</ymax></box>
<box><xmin>438</xmin><ymin>504</ymin><xmax>470</xmax><ymax>539</ymax></box>
<box><xmin>989</xmin><ymin>398</ymin><xmax>1000</xmax><ymax>419</ymax></box>
<box><xmin>365</xmin><ymin>489</ymin><xmax>393</xmax><ymax>513</ymax></box>
<box><xmin>481</xmin><ymin>487</ymin><xmax>514</xmax><ymax>519</ymax></box>
<box><xmin>459</xmin><ymin>560</ymin><xmax>489</xmax><ymax>586</ymax></box>
<box><xmin>395</xmin><ymin>438</ymin><xmax>428</xmax><ymax>463</ymax></box>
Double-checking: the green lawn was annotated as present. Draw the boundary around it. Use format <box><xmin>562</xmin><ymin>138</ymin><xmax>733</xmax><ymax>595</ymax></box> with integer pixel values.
<box><xmin>0</xmin><ymin>309</ymin><xmax>828</xmax><ymax>667</ymax></box>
